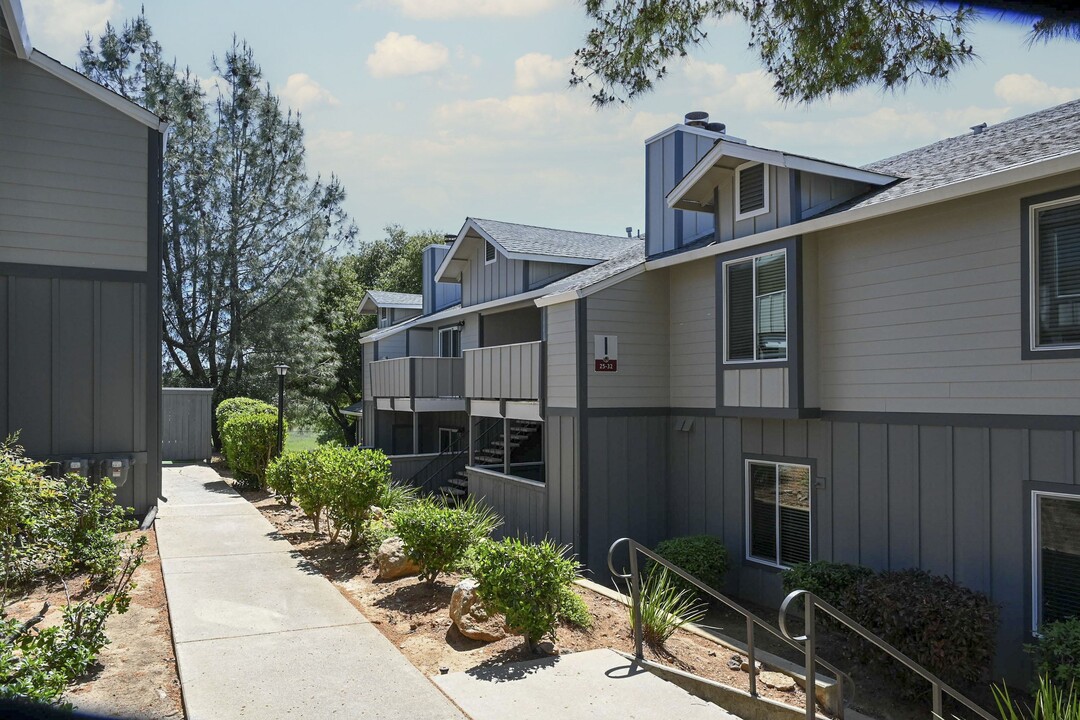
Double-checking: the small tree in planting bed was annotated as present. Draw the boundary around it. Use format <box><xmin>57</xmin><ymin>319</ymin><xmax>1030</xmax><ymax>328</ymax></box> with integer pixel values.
<box><xmin>392</xmin><ymin>498</ymin><xmax>501</xmax><ymax>588</ymax></box>
<box><xmin>321</xmin><ymin>446</ymin><xmax>391</xmax><ymax>547</ymax></box>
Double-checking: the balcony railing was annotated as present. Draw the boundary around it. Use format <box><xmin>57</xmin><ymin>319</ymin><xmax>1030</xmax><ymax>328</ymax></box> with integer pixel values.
<box><xmin>464</xmin><ymin>340</ymin><xmax>542</xmax><ymax>401</ymax></box>
<box><xmin>369</xmin><ymin>356</ymin><xmax>464</xmax><ymax>398</ymax></box>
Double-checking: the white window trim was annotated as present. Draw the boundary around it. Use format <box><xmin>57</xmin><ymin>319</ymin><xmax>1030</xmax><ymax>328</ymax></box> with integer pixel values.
<box><xmin>439</xmin><ymin>326</ymin><xmax>462</xmax><ymax>358</ymax></box>
<box><xmin>484</xmin><ymin>241</ymin><xmax>498</xmax><ymax>266</ymax></box>
<box><xmin>734</xmin><ymin>161</ymin><xmax>770</xmax><ymax>222</ymax></box>
<box><xmin>1029</xmin><ymin>194</ymin><xmax>1080</xmax><ymax>352</ymax></box>
<box><xmin>744</xmin><ymin>458</ymin><xmax>812</xmax><ymax>570</ymax></box>
<box><xmin>439</xmin><ymin>427</ymin><xmax>462</xmax><ymax>452</ymax></box>
<box><xmin>1030</xmin><ymin>489</ymin><xmax>1080</xmax><ymax>633</ymax></box>
<box><xmin>723</xmin><ymin>249</ymin><xmax>788</xmax><ymax>364</ymax></box>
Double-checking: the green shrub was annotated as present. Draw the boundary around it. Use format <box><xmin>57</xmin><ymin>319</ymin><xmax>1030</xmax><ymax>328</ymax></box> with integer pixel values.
<box><xmin>650</xmin><ymin>535</ymin><xmax>729</xmax><ymax>600</ymax></box>
<box><xmin>215</xmin><ymin>396</ymin><xmax>275</xmax><ymax>431</ymax></box>
<box><xmin>377</xmin><ymin>480</ymin><xmax>418</xmax><ymax>513</ymax></box>
<box><xmin>633</xmin><ymin>567</ymin><xmax>706</xmax><ymax>648</ymax></box>
<box><xmin>846</xmin><ymin>569</ymin><xmax>998</xmax><ymax>698</ymax></box>
<box><xmin>265</xmin><ymin>450</ymin><xmax>318</xmax><ymax>505</ymax></box>
<box><xmin>1029</xmin><ymin>618</ymin><xmax>1080</xmax><ymax>688</ymax></box>
<box><xmin>293</xmin><ymin>451</ymin><xmax>334</xmax><ymax>534</ymax></box>
<box><xmin>393</xmin><ymin>498</ymin><xmax>501</xmax><ymax>586</ymax></box>
<box><xmin>994</xmin><ymin>675</ymin><xmax>1080</xmax><ymax>720</ymax></box>
<box><xmin>781</xmin><ymin>561</ymin><xmax>873</xmax><ymax>607</ymax></box>
<box><xmin>557</xmin><ymin>585</ymin><xmax>593</xmax><ymax>630</ymax></box>
<box><xmin>221</xmin><ymin>412</ymin><xmax>283</xmax><ymax>489</ymax></box>
<box><xmin>473</xmin><ymin>537</ymin><xmax>580</xmax><ymax>652</ymax></box>
<box><xmin>320</xmin><ymin>446</ymin><xmax>391</xmax><ymax>547</ymax></box>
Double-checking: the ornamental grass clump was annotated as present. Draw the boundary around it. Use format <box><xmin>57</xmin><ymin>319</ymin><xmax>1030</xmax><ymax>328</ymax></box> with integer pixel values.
<box><xmin>631</xmin><ymin>567</ymin><xmax>706</xmax><ymax>649</ymax></box>
<box><xmin>392</xmin><ymin>497</ymin><xmax>501</xmax><ymax>587</ymax></box>
<box><xmin>994</xmin><ymin>675</ymin><xmax>1080</xmax><ymax>720</ymax></box>
<box><xmin>472</xmin><ymin>537</ymin><xmax>580</xmax><ymax>653</ymax></box>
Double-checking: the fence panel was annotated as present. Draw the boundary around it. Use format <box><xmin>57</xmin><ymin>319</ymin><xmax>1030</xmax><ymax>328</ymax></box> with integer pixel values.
<box><xmin>161</xmin><ymin>388</ymin><xmax>213</xmax><ymax>461</ymax></box>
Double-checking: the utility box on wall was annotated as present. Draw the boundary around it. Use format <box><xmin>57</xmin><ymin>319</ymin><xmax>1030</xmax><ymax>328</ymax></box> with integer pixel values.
<box><xmin>102</xmin><ymin>458</ymin><xmax>132</xmax><ymax>489</ymax></box>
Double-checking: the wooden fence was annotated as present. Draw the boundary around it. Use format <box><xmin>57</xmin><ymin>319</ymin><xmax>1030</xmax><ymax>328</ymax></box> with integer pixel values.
<box><xmin>161</xmin><ymin>388</ymin><xmax>213</xmax><ymax>461</ymax></box>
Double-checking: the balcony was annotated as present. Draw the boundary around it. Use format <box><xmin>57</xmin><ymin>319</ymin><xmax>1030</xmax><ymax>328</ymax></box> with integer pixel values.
<box><xmin>464</xmin><ymin>341</ymin><xmax>543</xmax><ymax>420</ymax></box>
<box><xmin>369</xmin><ymin>356</ymin><xmax>465</xmax><ymax>412</ymax></box>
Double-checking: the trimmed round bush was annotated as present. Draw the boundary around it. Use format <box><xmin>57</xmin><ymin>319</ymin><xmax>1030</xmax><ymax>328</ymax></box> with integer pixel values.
<box><xmin>319</xmin><ymin>446</ymin><xmax>391</xmax><ymax>547</ymax></box>
<box><xmin>215</xmin><ymin>396</ymin><xmax>275</xmax><ymax>431</ymax></box>
<box><xmin>392</xmin><ymin>497</ymin><xmax>500</xmax><ymax>586</ymax></box>
<box><xmin>650</xmin><ymin>535</ymin><xmax>729</xmax><ymax>600</ymax></box>
<box><xmin>781</xmin><ymin>560</ymin><xmax>873</xmax><ymax>607</ymax></box>
<box><xmin>472</xmin><ymin>537</ymin><xmax>580</xmax><ymax>652</ymax></box>
<box><xmin>221</xmin><ymin>412</ymin><xmax>283</xmax><ymax>489</ymax></box>
<box><xmin>265</xmin><ymin>449</ymin><xmax>318</xmax><ymax>505</ymax></box>
<box><xmin>1028</xmin><ymin>617</ymin><xmax>1080</xmax><ymax>688</ymax></box>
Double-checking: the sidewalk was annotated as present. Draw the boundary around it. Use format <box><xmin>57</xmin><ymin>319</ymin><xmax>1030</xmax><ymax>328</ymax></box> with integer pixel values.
<box><xmin>156</xmin><ymin>464</ymin><xmax>464</xmax><ymax>720</ymax></box>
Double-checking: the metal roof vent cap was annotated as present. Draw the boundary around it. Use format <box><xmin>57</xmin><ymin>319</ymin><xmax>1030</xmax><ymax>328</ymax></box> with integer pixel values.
<box><xmin>684</xmin><ymin>111</ymin><xmax>709</xmax><ymax>127</ymax></box>
<box><xmin>706</xmin><ymin>121</ymin><xmax>726</xmax><ymax>134</ymax></box>
<box><xmin>970</xmin><ymin>122</ymin><xmax>987</xmax><ymax>135</ymax></box>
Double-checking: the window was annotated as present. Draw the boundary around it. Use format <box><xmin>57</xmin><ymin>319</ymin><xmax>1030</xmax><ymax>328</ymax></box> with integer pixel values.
<box><xmin>1031</xmin><ymin>197</ymin><xmax>1080</xmax><ymax>350</ymax></box>
<box><xmin>378</xmin><ymin>308</ymin><xmax>390</xmax><ymax>328</ymax></box>
<box><xmin>439</xmin><ymin>428</ymin><xmax>462</xmax><ymax>452</ymax></box>
<box><xmin>439</xmin><ymin>326</ymin><xmax>462</xmax><ymax>358</ymax></box>
<box><xmin>725</xmin><ymin>250</ymin><xmax>787</xmax><ymax>362</ymax></box>
<box><xmin>485</xmin><ymin>241</ymin><xmax>497</xmax><ymax>264</ymax></box>
<box><xmin>746</xmin><ymin>460</ymin><xmax>810</xmax><ymax>568</ymax></box>
<box><xmin>735</xmin><ymin>162</ymin><xmax>769</xmax><ymax>221</ymax></box>
<box><xmin>1032</xmin><ymin>492</ymin><xmax>1080</xmax><ymax>632</ymax></box>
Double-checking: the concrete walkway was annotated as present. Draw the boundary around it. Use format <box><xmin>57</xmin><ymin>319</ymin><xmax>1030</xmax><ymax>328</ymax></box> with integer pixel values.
<box><xmin>156</xmin><ymin>464</ymin><xmax>464</xmax><ymax>720</ymax></box>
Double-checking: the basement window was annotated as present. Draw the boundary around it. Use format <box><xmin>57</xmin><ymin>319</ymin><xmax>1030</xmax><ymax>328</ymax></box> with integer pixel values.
<box><xmin>485</xmin><ymin>241</ymin><xmax>497</xmax><ymax>265</ymax></box>
<box><xmin>1030</xmin><ymin>196</ymin><xmax>1080</xmax><ymax>351</ymax></box>
<box><xmin>746</xmin><ymin>459</ymin><xmax>810</xmax><ymax>569</ymax></box>
<box><xmin>1032</xmin><ymin>491</ymin><xmax>1080</xmax><ymax>632</ymax></box>
<box><xmin>724</xmin><ymin>250</ymin><xmax>787</xmax><ymax>362</ymax></box>
<box><xmin>735</xmin><ymin>162</ymin><xmax>769</xmax><ymax>221</ymax></box>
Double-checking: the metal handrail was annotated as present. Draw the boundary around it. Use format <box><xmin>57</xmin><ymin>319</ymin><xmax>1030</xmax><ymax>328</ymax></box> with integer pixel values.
<box><xmin>608</xmin><ymin>538</ymin><xmax>852</xmax><ymax>718</ymax></box>
<box><xmin>779</xmin><ymin>590</ymin><xmax>994</xmax><ymax>720</ymax></box>
<box><xmin>405</xmin><ymin>420</ymin><xmax>503</xmax><ymax>495</ymax></box>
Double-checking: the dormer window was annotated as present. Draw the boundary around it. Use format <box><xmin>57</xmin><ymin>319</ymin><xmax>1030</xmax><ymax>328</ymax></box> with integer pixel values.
<box><xmin>485</xmin><ymin>241</ymin><xmax>497</xmax><ymax>265</ymax></box>
<box><xmin>735</xmin><ymin>162</ymin><xmax>768</xmax><ymax>221</ymax></box>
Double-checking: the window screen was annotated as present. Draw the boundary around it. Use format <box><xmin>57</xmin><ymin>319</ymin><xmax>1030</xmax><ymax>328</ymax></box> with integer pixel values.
<box><xmin>739</xmin><ymin>163</ymin><xmax>766</xmax><ymax>216</ymax></box>
<box><xmin>1036</xmin><ymin>494</ymin><xmax>1080</xmax><ymax>629</ymax></box>
<box><xmin>726</xmin><ymin>251</ymin><xmax>787</xmax><ymax>362</ymax></box>
<box><xmin>747</xmin><ymin>461</ymin><xmax>810</xmax><ymax>567</ymax></box>
<box><xmin>1036</xmin><ymin>200</ymin><xmax>1080</xmax><ymax>348</ymax></box>
<box><xmin>485</xmin><ymin>241</ymin><xmax>497</xmax><ymax>263</ymax></box>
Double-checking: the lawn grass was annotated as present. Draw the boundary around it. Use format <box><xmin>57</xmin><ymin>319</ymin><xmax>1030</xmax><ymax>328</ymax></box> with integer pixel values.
<box><xmin>284</xmin><ymin>430</ymin><xmax>323</xmax><ymax>453</ymax></box>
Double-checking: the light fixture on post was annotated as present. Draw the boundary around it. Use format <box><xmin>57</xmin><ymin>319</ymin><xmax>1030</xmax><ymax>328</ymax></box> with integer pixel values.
<box><xmin>274</xmin><ymin>364</ymin><xmax>289</xmax><ymax>456</ymax></box>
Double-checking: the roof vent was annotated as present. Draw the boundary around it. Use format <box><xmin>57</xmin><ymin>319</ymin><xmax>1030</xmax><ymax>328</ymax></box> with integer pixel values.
<box><xmin>625</xmin><ymin>226</ymin><xmax>633</xmax><ymax>238</ymax></box>
<box><xmin>684</xmin><ymin>111</ymin><xmax>709</xmax><ymax>128</ymax></box>
<box><xmin>970</xmin><ymin>122</ymin><xmax>987</xmax><ymax>135</ymax></box>
<box><xmin>706</xmin><ymin>121</ymin><xmax>727</xmax><ymax>134</ymax></box>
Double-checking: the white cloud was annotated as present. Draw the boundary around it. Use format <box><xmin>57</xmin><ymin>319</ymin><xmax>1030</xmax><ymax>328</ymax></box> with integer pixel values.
<box><xmin>22</xmin><ymin>0</ymin><xmax>118</xmax><ymax>58</ymax></box>
<box><xmin>197</xmin><ymin>75</ymin><xmax>229</xmax><ymax>100</ymax></box>
<box><xmin>994</xmin><ymin>73</ymin><xmax>1080</xmax><ymax>108</ymax></box>
<box><xmin>683</xmin><ymin>60</ymin><xmax>781</xmax><ymax>114</ymax></box>
<box><xmin>366</xmin><ymin>32</ymin><xmax>449</xmax><ymax>79</ymax></box>
<box><xmin>277</xmin><ymin>73</ymin><xmax>340</xmax><ymax>111</ymax></box>
<box><xmin>513</xmin><ymin>53</ymin><xmax>570</xmax><ymax>92</ymax></box>
<box><xmin>384</xmin><ymin>0</ymin><xmax>561</xmax><ymax>19</ymax></box>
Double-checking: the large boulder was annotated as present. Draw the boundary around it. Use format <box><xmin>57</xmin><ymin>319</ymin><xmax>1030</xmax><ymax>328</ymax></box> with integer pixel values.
<box><xmin>376</xmin><ymin>536</ymin><xmax>419</xmax><ymax>580</ymax></box>
<box><xmin>450</xmin><ymin>579</ymin><xmax>507</xmax><ymax>642</ymax></box>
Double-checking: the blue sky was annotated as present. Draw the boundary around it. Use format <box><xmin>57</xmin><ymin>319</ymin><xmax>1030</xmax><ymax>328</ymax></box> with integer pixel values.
<box><xmin>21</xmin><ymin>0</ymin><xmax>1080</xmax><ymax>243</ymax></box>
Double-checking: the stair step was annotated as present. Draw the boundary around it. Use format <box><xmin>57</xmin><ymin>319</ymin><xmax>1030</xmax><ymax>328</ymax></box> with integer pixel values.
<box><xmin>448</xmin><ymin>477</ymin><xmax>468</xmax><ymax>489</ymax></box>
<box><xmin>439</xmin><ymin>486</ymin><xmax>467</xmax><ymax>498</ymax></box>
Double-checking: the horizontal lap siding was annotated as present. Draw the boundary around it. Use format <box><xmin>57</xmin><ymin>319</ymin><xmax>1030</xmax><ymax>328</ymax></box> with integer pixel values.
<box><xmin>669</xmin><ymin>261</ymin><xmax>716</xmax><ymax>408</ymax></box>
<box><xmin>587</xmin><ymin>272</ymin><xmax>669</xmax><ymax>408</ymax></box>
<box><xmin>0</xmin><ymin>46</ymin><xmax>148</xmax><ymax>271</ymax></box>
<box><xmin>545</xmin><ymin>302</ymin><xmax>577</xmax><ymax>409</ymax></box>
<box><xmin>817</xmin><ymin>172</ymin><xmax>1080</xmax><ymax>415</ymax></box>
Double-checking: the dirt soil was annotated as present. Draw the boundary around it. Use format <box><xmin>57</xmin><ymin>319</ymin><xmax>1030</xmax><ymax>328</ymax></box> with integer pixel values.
<box><xmin>6</xmin><ymin>528</ymin><xmax>184</xmax><ymax>719</ymax></box>
<box><xmin>231</xmin><ymin>482</ymin><xmax>829</xmax><ymax>716</ymax></box>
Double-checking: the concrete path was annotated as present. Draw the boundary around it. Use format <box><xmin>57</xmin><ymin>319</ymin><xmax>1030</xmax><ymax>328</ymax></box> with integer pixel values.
<box><xmin>156</xmin><ymin>464</ymin><xmax>464</xmax><ymax>720</ymax></box>
<box><xmin>434</xmin><ymin>649</ymin><xmax>739</xmax><ymax>720</ymax></box>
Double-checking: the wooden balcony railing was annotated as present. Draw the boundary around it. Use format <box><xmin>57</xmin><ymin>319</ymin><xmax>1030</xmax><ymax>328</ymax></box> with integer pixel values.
<box><xmin>464</xmin><ymin>340</ymin><xmax>542</xmax><ymax>401</ymax></box>
<box><xmin>369</xmin><ymin>356</ymin><xmax>464</xmax><ymax>398</ymax></box>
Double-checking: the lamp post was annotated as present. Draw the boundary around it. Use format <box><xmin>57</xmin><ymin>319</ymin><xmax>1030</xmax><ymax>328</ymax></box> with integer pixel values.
<box><xmin>274</xmin><ymin>364</ymin><xmax>289</xmax><ymax>456</ymax></box>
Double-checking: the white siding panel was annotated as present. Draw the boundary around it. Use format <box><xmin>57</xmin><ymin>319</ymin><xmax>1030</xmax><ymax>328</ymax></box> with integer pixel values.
<box><xmin>817</xmin><ymin>171</ymin><xmax>1080</xmax><ymax>415</ymax></box>
<box><xmin>587</xmin><ymin>272</ymin><xmax>670</xmax><ymax>408</ymax></box>
<box><xmin>546</xmin><ymin>302</ymin><xmax>577</xmax><ymax>409</ymax></box>
<box><xmin>0</xmin><ymin>48</ymin><xmax>149</xmax><ymax>271</ymax></box>
<box><xmin>669</xmin><ymin>260</ymin><xmax>715</xmax><ymax>407</ymax></box>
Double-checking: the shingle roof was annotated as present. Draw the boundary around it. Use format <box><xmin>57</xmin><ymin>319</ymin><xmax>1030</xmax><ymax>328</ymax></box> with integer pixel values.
<box><xmin>471</xmin><ymin>218</ymin><xmax>636</xmax><ymax>261</ymax></box>
<box><xmin>538</xmin><ymin>239</ymin><xmax>646</xmax><ymax>298</ymax></box>
<box><xmin>824</xmin><ymin>99</ymin><xmax>1080</xmax><ymax>216</ymax></box>
<box><xmin>366</xmin><ymin>290</ymin><xmax>422</xmax><ymax>307</ymax></box>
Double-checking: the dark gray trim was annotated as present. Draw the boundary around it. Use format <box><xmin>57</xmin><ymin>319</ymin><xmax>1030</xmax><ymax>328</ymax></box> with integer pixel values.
<box><xmin>790</xmin><ymin>170</ymin><xmax>802</xmax><ymax>223</ymax></box>
<box><xmin>718</xmin><ymin>406</ymin><xmax>817</xmax><ymax>420</ymax></box>
<box><xmin>0</xmin><ymin>262</ymin><xmax>147</xmax><ymax>284</ymax></box>
<box><xmin>576</xmin><ymin>297</ymin><xmax>589</xmax><ymax>560</ymax></box>
<box><xmin>791</xmin><ymin>236</ymin><xmax>804</xmax><ymax>409</ymax></box>
<box><xmin>718</xmin><ymin>360</ymin><xmax>792</xmax><ymax>371</ymax></box>
<box><xmin>546</xmin><ymin>406</ymin><xmax>576</xmax><ymax>417</ymax></box>
<box><xmin>146</xmin><ymin>128</ymin><xmax>163</xmax><ymax>502</ymax></box>
<box><xmin>673</xmin><ymin>130</ymin><xmax>684</xmax><ymax>247</ymax></box>
<box><xmin>477</xmin><ymin>314</ymin><xmax>485</xmax><ymax>348</ymax></box>
<box><xmin>372</xmin><ymin>340</ymin><xmax>379</xmax><ymax>362</ymax></box>
<box><xmin>644</xmin><ymin>144</ymin><xmax>653</xmax><ymax>258</ymax></box>
<box><xmin>522</xmin><ymin>260</ymin><xmax>530</xmax><ymax>291</ymax></box>
<box><xmin>715</xmin><ymin>255</ymin><xmax>724</xmax><ymax>407</ymax></box>
<box><xmin>822</xmin><ymin>409</ymin><xmax>1080</xmax><ymax>430</ymax></box>
<box><xmin>405</xmin><ymin>330</ymin><xmax>410</xmax><ymax>357</ymax></box>
<box><xmin>1020</xmin><ymin>184</ymin><xmax>1080</xmax><ymax>360</ymax></box>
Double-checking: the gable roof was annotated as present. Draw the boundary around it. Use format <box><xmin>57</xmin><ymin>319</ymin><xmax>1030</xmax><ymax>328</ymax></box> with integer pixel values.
<box><xmin>434</xmin><ymin>217</ymin><xmax>636</xmax><ymax>282</ymax></box>
<box><xmin>358</xmin><ymin>290</ymin><xmax>422</xmax><ymax>314</ymax></box>
<box><xmin>1</xmin><ymin>0</ymin><xmax>164</xmax><ymax>132</ymax></box>
<box><xmin>535</xmin><ymin>239</ymin><xmax>646</xmax><ymax>306</ymax></box>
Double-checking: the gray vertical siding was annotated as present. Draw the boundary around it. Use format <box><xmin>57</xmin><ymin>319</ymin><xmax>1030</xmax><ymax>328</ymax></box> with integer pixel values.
<box><xmin>461</xmin><ymin>238</ymin><xmax>526</xmax><ymax>306</ymax></box>
<box><xmin>545</xmin><ymin>302</ymin><xmax>578</xmax><ymax>409</ymax></box>
<box><xmin>645</xmin><ymin>128</ymin><xmax>717</xmax><ymax>257</ymax></box>
<box><xmin>161</xmin><ymin>388</ymin><xmax>213</xmax><ymax>461</ymax></box>
<box><xmin>722</xmin><ymin>368</ymin><xmax>789</xmax><ymax>407</ymax></box>
<box><xmin>669</xmin><ymin>261</ymin><xmax>716</xmax><ymax>408</ymax></box>
<box><xmin>799</xmin><ymin>172</ymin><xmax>871</xmax><ymax>219</ymax></box>
<box><xmin>546</xmin><ymin>413</ymin><xmax>579</xmax><ymax>548</ymax></box>
<box><xmin>715</xmin><ymin>165</ymin><xmax>792</xmax><ymax>242</ymax></box>
<box><xmin>0</xmin><ymin>38</ymin><xmax>149</xmax><ymax>272</ymax></box>
<box><xmin>376</xmin><ymin>333</ymin><xmax>406</xmax><ymax>360</ymax></box>
<box><xmin>528</xmin><ymin>261</ymin><xmax>576</xmax><ymax>289</ymax></box>
<box><xmin>464</xmin><ymin>341</ymin><xmax>542</xmax><ymax>400</ymax></box>
<box><xmin>422</xmin><ymin>244</ymin><xmax>461</xmax><ymax>315</ymax></box>
<box><xmin>468</xmin><ymin>467</ymin><xmax>548</xmax><ymax>541</ymax></box>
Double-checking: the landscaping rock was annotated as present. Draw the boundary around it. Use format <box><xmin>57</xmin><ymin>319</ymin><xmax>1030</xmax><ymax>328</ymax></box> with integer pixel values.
<box><xmin>370</xmin><ymin>505</ymin><xmax>386</xmax><ymax>521</ymax></box>
<box><xmin>760</xmin><ymin>671</ymin><xmax>797</xmax><ymax>692</ymax></box>
<box><xmin>740</xmin><ymin>657</ymin><xmax>763</xmax><ymax>674</ymax></box>
<box><xmin>449</xmin><ymin>579</ymin><xmax>507</xmax><ymax>642</ymax></box>
<box><xmin>377</xmin><ymin>537</ymin><xmax>419</xmax><ymax>580</ymax></box>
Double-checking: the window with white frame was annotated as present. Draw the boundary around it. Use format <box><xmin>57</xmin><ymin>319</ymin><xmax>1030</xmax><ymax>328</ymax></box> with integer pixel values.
<box><xmin>378</xmin><ymin>308</ymin><xmax>390</xmax><ymax>328</ymax></box>
<box><xmin>439</xmin><ymin>326</ymin><xmax>462</xmax><ymax>358</ymax></box>
<box><xmin>1032</xmin><ymin>491</ymin><xmax>1080</xmax><ymax>632</ymax></box>
<box><xmin>725</xmin><ymin>250</ymin><xmax>787</xmax><ymax>362</ymax></box>
<box><xmin>485</xmin><ymin>241</ymin><xmax>497</xmax><ymax>264</ymax></box>
<box><xmin>735</xmin><ymin>162</ymin><xmax>769</xmax><ymax>221</ymax></box>
<box><xmin>439</xmin><ymin>427</ymin><xmax>462</xmax><ymax>452</ymax></box>
<box><xmin>746</xmin><ymin>460</ymin><xmax>810</xmax><ymax>568</ymax></box>
<box><xmin>1031</xmin><ymin>197</ymin><xmax>1080</xmax><ymax>350</ymax></box>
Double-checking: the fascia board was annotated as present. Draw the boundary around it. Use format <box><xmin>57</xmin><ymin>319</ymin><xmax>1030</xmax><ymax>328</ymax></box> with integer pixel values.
<box><xmin>1</xmin><ymin>0</ymin><xmax>31</xmax><ymax>58</ymax></box>
<box><xmin>647</xmin><ymin>150</ymin><xmax>1080</xmax><ymax>272</ymax></box>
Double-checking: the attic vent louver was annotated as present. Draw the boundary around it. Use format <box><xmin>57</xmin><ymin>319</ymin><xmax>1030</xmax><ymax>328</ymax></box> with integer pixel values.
<box><xmin>737</xmin><ymin>162</ymin><xmax>767</xmax><ymax>218</ymax></box>
<box><xmin>971</xmin><ymin>122</ymin><xmax>987</xmax><ymax>135</ymax></box>
<box><xmin>485</xmin><ymin>240</ymin><xmax>496</xmax><ymax>263</ymax></box>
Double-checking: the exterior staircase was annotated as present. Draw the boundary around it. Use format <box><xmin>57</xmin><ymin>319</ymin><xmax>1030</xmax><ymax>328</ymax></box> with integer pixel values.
<box><xmin>439</xmin><ymin>420</ymin><xmax>541</xmax><ymax>501</ymax></box>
